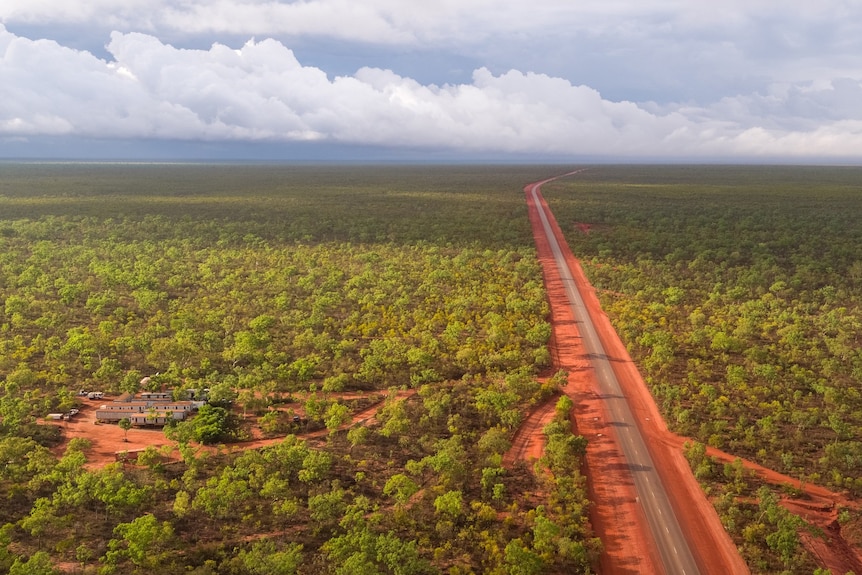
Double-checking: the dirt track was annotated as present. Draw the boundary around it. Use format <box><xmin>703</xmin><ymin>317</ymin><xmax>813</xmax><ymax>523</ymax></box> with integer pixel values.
<box><xmin>502</xmin><ymin>394</ymin><xmax>558</xmax><ymax>466</ymax></box>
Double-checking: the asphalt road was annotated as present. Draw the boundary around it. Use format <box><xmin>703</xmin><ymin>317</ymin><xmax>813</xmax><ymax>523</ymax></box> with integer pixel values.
<box><xmin>528</xmin><ymin>177</ymin><xmax>702</xmax><ymax>575</ymax></box>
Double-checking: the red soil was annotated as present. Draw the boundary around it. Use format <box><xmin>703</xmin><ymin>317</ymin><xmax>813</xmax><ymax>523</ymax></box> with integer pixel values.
<box><xmin>503</xmin><ymin>393</ymin><xmax>558</xmax><ymax>466</ymax></box>
<box><xmin>518</xmin><ymin>177</ymin><xmax>749</xmax><ymax>574</ymax></box>
<box><xmin>47</xmin><ymin>402</ymin><xmax>175</xmax><ymax>467</ymax></box>
<box><xmin>47</xmin><ymin>390</ymin><xmax>416</xmax><ymax>468</ymax></box>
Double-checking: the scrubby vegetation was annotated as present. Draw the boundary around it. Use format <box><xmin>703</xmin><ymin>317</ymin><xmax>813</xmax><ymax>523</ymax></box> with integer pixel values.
<box><xmin>0</xmin><ymin>164</ymin><xmax>597</xmax><ymax>574</ymax></box>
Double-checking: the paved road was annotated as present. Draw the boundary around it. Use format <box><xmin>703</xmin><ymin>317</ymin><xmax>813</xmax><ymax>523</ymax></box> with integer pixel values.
<box><xmin>528</xmin><ymin>177</ymin><xmax>702</xmax><ymax>575</ymax></box>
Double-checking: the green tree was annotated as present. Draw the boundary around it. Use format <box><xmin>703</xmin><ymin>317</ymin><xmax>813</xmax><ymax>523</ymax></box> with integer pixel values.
<box><xmin>206</xmin><ymin>380</ymin><xmax>238</xmax><ymax>407</ymax></box>
<box><xmin>75</xmin><ymin>544</ymin><xmax>94</xmax><ymax>570</ymax></box>
<box><xmin>169</xmin><ymin>404</ymin><xmax>234</xmax><ymax>444</ymax></box>
<box><xmin>235</xmin><ymin>540</ymin><xmax>302</xmax><ymax>575</ymax></box>
<box><xmin>172</xmin><ymin>490</ymin><xmax>191</xmax><ymax>518</ymax></box>
<box><xmin>347</xmin><ymin>425</ymin><xmax>369</xmax><ymax>447</ymax></box>
<box><xmin>193</xmin><ymin>470</ymin><xmax>252</xmax><ymax>520</ymax></box>
<box><xmin>323</xmin><ymin>498</ymin><xmax>432</xmax><ymax>575</ymax></box>
<box><xmin>478</xmin><ymin>426</ymin><xmax>511</xmax><ymax>459</ymax></box>
<box><xmin>503</xmin><ymin>539</ymin><xmax>544</xmax><ymax>575</ymax></box>
<box><xmin>19</xmin><ymin>497</ymin><xmax>64</xmax><ymax>541</ymax></box>
<box><xmin>433</xmin><ymin>490</ymin><xmax>464</xmax><ymax>519</ymax></box>
<box><xmin>298</xmin><ymin>450</ymin><xmax>332</xmax><ymax>484</ymax></box>
<box><xmin>69</xmin><ymin>464</ymin><xmax>150</xmax><ymax>521</ymax></box>
<box><xmin>103</xmin><ymin>513</ymin><xmax>174</xmax><ymax>569</ymax></box>
<box><xmin>118</xmin><ymin>417</ymin><xmax>132</xmax><ymax>442</ymax></box>
<box><xmin>0</xmin><ymin>525</ymin><xmax>13</xmax><ymax>573</ymax></box>
<box><xmin>324</xmin><ymin>402</ymin><xmax>351</xmax><ymax>434</ymax></box>
<box><xmin>383</xmin><ymin>474</ymin><xmax>420</xmax><ymax>505</ymax></box>
<box><xmin>258</xmin><ymin>410</ymin><xmax>281</xmax><ymax>436</ymax></box>
<box><xmin>8</xmin><ymin>551</ymin><xmax>59</xmax><ymax>575</ymax></box>
<box><xmin>757</xmin><ymin>486</ymin><xmax>803</xmax><ymax>567</ymax></box>
<box><xmin>308</xmin><ymin>483</ymin><xmax>347</xmax><ymax>526</ymax></box>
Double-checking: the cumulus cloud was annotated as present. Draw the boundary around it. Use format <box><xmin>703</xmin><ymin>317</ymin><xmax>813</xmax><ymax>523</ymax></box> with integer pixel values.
<box><xmin>2</xmin><ymin>24</ymin><xmax>862</xmax><ymax>158</ymax></box>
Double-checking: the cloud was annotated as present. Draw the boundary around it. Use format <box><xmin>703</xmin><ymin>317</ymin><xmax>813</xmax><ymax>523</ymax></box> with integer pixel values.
<box><xmin>7</xmin><ymin>2</ymin><xmax>862</xmax><ymax>114</ymax></box>
<box><xmin>2</xmin><ymin>25</ymin><xmax>862</xmax><ymax>159</ymax></box>
<box><xmin>0</xmin><ymin>0</ymin><xmax>472</xmax><ymax>44</ymax></box>
<box><xmin>5</xmin><ymin>1</ymin><xmax>861</xmax><ymax>55</ymax></box>
<box><xmin>5</xmin><ymin>1</ymin><xmax>862</xmax><ymax>108</ymax></box>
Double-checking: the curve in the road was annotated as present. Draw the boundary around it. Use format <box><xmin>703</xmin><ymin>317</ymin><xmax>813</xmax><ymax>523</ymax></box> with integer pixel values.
<box><xmin>527</xmin><ymin>175</ymin><xmax>702</xmax><ymax>575</ymax></box>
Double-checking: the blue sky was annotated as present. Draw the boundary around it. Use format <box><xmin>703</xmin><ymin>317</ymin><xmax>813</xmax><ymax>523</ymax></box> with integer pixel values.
<box><xmin>2</xmin><ymin>1</ymin><xmax>862</xmax><ymax>161</ymax></box>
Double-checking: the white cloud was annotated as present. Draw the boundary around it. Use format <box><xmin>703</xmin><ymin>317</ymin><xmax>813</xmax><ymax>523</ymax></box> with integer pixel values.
<box><xmin>5</xmin><ymin>1</ymin><xmax>862</xmax><ymax>110</ymax></box>
<box><xmin>3</xmin><ymin>1</ymin><xmax>860</xmax><ymax>51</ymax></box>
<box><xmin>2</xmin><ymin>24</ymin><xmax>862</xmax><ymax>158</ymax></box>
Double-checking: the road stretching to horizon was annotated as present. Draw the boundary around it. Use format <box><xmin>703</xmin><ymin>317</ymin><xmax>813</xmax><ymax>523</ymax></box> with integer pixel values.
<box><xmin>528</xmin><ymin>175</ymin><xmax>702</xmax><ymax>575</ymax></box>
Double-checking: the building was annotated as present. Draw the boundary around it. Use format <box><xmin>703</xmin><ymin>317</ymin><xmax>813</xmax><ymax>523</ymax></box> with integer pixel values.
<box><xmin>129</xmin><ymin>413</ymin><xmax>177</xmax><ymax>426</ymax></box>
<box><xmin>94</xmin><ymin>393</ymin><xmax>199</xmax><ymax>425</ymax></box>
<box><xmin>140</xmin><ymin>391</ymin><xmax>172</xmax><ymax>400</ymax></box>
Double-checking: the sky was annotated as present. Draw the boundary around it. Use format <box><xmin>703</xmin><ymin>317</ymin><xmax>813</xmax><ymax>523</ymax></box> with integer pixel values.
<box><xmin>2</xmin><ymin>1</ymin><xmax>862</xmax><ymax>162</ymax></box>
